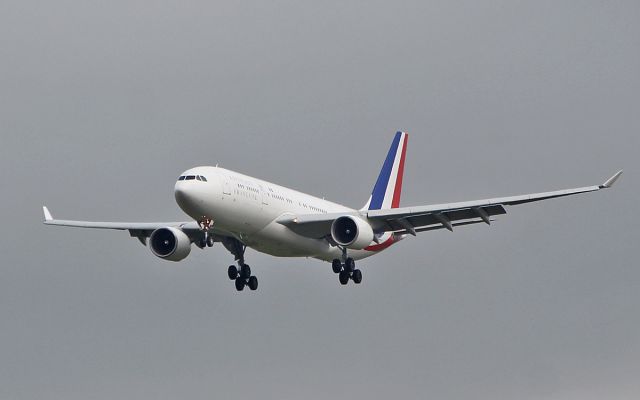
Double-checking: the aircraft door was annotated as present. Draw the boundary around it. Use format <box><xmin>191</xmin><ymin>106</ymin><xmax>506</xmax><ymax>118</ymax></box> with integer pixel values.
<box><xmin>260</xmin><ymin>185</ymin><xmax>269</xmax><ymax>205</ymax></box>
<box><xmin>222</xmin><ymin>175</ymin><xmax>231</xmax><ymax>195</ymax></box>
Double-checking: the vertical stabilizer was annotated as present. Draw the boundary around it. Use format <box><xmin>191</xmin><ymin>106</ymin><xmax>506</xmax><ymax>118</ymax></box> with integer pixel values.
<box><xmin>362</xmin><ymin>131</ymin><xmax>408</xmax><ymax>211</ymax></box>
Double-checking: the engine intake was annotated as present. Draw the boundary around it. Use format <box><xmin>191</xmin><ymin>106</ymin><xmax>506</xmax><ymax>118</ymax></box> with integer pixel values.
<box><xmin>149</xmin><ymin>227</ymin><xmax>191</xmax><ymax>261</ymax></box>
<box><xmin>330</xmin><ymin>216</ymin><xmax>375</xmax><ymax>250</ymax></box>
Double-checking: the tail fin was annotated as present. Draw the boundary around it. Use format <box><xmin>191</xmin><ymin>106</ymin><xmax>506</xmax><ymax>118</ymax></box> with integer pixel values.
<box><xmin>362</xmin><ymin>131</ymin><xmax>408</xmax><ymax>210</ymax></box>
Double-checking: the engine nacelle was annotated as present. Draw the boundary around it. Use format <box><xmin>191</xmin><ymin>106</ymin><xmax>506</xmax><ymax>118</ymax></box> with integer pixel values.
<box><xmin>330</xmin><ymin>216</ymin><xmax>375</xmax><ymax>250</ymax></box>
<box><xmin>149</xmin><ymin>227</ymin><xmax>192</xmax><ymax>262</ymax></box>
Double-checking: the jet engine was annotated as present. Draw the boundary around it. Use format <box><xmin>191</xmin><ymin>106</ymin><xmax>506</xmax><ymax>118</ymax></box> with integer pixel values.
<box><xmin>149</xmin><ymin>227</ymin><xmax>192</xmax><ymax>261</ymax></box>
<box><xmin>330</xmin><ymin>216</ymin><xmax>375</xmax><ymax>250</ymax></box>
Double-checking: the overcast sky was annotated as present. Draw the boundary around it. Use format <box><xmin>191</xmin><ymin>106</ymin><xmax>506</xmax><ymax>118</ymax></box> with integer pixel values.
<box><xmin>1</xmin><ymin>1</ymin><xmax>638</xmax><ymax>399</ymax></box>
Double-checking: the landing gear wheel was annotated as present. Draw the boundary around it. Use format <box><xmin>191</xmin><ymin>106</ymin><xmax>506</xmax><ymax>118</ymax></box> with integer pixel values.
<box><xmin>240</xmin><ymin>264</ymin><xmax>251</xmax><ymax>279</ymax></box>
<box><xmin>228</xmin><ymin>265</ymin><xmax>238</xmax><ymax>280</ymax></box>
<box><xmin>206</xmin><ymin>236</ymin><xmax>214</xmax><ymax>247</ymax></box>
<box><xmin>332</xmin><ymin>259</ymin><xmax>342</xmax><ymax>274</ymax></box>
<box><xmin>352</xmin><ymin>269</ymin><xmax>362</xmax><ymax>284</ymax></box>
<box><xmin>248</xmin><ymin>276</ymin><xmax>258</xmax><ymax>291</ymax></box>
<box><xmin>344</xmin><ymin>258</ymin><xmax>356</xmax><ymax>272</ymax></box>
<box><xmin>339</xmin><ymin>271</ymin><xmax>350</xmax><ymax>285</ymax></box>
<box><xmin>198</xmin><ymin>238</ymin><xmax>207</xmax><ymax>248</ymax></box>
<box><xmin>235</xmin><ymin>277</ymin><xmax>245</xmax><ymax>291</ymax></box>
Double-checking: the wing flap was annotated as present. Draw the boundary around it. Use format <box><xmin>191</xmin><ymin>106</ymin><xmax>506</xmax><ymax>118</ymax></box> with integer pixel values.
<box><xmin>410</xmin><ymin>219</ymin><xmax>493</xmax><ymax>234</ymax></box>
<box><xmin>377</xmin><ymin>205</ymin><xmax>505</xmax><ymax>233</ymax></box>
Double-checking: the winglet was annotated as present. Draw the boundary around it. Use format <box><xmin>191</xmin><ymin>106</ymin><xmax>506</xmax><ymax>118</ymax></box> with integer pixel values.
<box><xmin>601</xmin><ymin>170</ymin><xmax>623</xmax><ymax>189</ymax></box>
<box><xmin>43</xmin><ymin>206</ymin><xmax>53</xmax><ymax>221</ymax></box>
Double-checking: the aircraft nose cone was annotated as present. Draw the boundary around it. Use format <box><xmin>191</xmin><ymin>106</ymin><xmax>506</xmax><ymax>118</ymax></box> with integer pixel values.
<box><xmin>174</xmin><ymin>168</ymin><xmax>220</xmax><ymax>218</ymax></box>
<box><xmin>174</xmin><ymin>186</ymin><xmax>192</xmax><ymax>206</ymax></box>
<box><xmin>174</xmin><ymin>184</ymin><xmax>202</xmax><ymax>214</ymax></box>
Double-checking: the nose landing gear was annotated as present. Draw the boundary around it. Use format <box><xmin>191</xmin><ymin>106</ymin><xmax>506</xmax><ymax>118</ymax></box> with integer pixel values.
<box><xmin>197</xmin><ymin>217</ymin><xmax>215</xmax><ymax>248</ymax></box>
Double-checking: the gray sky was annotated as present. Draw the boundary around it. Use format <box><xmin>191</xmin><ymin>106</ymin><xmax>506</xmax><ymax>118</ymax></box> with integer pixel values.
<box><xmin>1</xmin><ymin>1</ymin><xmax>638</xmax><ymax>399</ymax></box>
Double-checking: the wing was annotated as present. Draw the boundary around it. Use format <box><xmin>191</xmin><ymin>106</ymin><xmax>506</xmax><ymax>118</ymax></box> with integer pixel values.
<box><xmin>278</xmin><ymin>170</ymin><xmax>623</xmax><ymax>238</ymax></box>
<box><xmin>42</xmin><ymin>206</ymin><xmax>202</xmax><ymax>241</ymax></box>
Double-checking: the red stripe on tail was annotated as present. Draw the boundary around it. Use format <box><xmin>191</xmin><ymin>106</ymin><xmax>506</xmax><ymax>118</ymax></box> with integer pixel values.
<box><xmin>391</xmin><ymin>134</ymin><xmax>408</xmax><ymax>208</ymax></box>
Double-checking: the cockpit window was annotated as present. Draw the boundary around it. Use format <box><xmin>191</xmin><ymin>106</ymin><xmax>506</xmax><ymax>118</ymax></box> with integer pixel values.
<box><xmin>178</xmin><ymin>175</ymin><xmax>207</xmax><ymax>182</ymax></box>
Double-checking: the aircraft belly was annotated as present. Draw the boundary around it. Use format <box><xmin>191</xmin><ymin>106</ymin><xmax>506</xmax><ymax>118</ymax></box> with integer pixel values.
<box><xmin>245</xmin><ymin>221</ymin><xmax>329</xmax><ymax>257</ymax></box>
<box><xmin>241</xmin><ymin>222</ymin><xmax>384</xmax><ymax>262</ymax></box>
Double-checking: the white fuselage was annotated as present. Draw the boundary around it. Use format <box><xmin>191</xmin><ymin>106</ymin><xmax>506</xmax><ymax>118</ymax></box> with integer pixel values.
<box><xmin>174</xmin><ymin>166</ymin><xmax>395</xmax><ymax>262</ymax></box>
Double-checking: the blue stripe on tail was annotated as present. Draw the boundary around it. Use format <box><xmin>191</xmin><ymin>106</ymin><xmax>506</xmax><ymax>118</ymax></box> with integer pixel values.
<box><xmin>369</xmin><ymin>132</ymin><xmax>402</xmax><ymax>210</ymax></box>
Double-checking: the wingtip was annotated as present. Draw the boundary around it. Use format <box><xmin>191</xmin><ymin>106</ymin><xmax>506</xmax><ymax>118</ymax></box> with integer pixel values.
<box><xmin>601</xmin><ymin>170</ymin><xmax>623</xmax><ymax>189</ymax></box>
<box><xmin>43</xmin><ymin>206</ymin><xmax>53</xmax><ymax>221</ymax></box>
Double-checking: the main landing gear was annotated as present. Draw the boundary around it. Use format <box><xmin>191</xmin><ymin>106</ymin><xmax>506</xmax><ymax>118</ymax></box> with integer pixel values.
<box><xmin>332</xmin><ymin>248</ymin><xmax>362</xmax><ymax>285</ymax></box>
<box><xmin>197</xmin><ymin>219</ymin><xmax>257</xmax><ymax>292</ymax></box>
<box><xmin>222</xmin><ymin>237</ymin><xmax>258</xmax><ymax>292</ymax></box>
<box><xmin>227</xmin><ymin>263</ymin><xmax>258</xmax><ymax>291</ymax></box>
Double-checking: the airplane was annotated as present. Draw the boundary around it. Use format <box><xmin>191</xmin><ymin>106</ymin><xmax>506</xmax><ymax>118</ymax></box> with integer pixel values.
<box><xmin>43</xmin><ymin>131</ymin><xmax>622</xmax><ymax>291</ymax></box>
